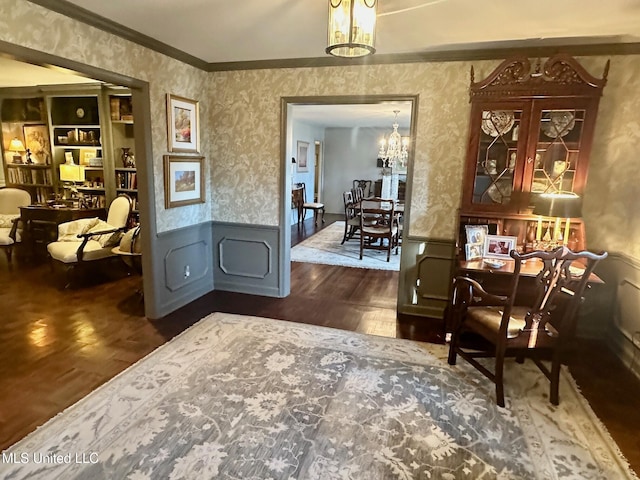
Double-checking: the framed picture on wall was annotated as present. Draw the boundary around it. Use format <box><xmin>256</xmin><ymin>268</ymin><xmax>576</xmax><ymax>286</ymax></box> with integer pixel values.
<box><xmin>163</xmin><ymin>155</ymin><xmax>205</xmax><ymax>208</ymax></box>
<box><xmin>166</xmin><ymin>94</ymin><xmax>199</xmax><ymax>153</ymax></box>
<box><xmin>296</xmin><ymin>141</ymin><xmax>309</xmax><ymax>172</ymax></box>
<box><xmin>23</xmin><ymin>124</ymin><xmax>51</xmax><ymax>165</ymax></box>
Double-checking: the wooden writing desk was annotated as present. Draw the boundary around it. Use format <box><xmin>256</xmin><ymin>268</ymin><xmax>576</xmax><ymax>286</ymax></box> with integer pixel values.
<box><xmin>458</xmin><ymin>258</ymin><xmax>603</xmax><ymax>283</ymax></box>
<box><xmin>20</xmin><ymin>205</ymin><xmax>106</xmax><ymax>259</ymax></box>
<box><xmin>447</xmin><ymin>257</ymin><xmax>604</xmax><ymax>332</ymax></box>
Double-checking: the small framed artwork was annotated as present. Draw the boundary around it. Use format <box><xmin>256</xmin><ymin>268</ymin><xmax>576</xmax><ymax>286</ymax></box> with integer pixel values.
<box><xmin>167</xmin><ymin>94</ymin><xmax>199</xmax><ymax>153</ymax></box>
<box><xmin>465</xmin><ymin>224</ymin><xmax>489</xmax><ymax>245</ymax></box>
<box><xmin>163</xmin><ymin>155</ymin><xmax>205</xmax><ymax>208</ymax></box>
<box><xmin>465</xmin><ymin>243</ymin><xmax>483</xmax><ymax>261</ymax></box>
<box><xmin>23</xmin><ymin>124</ymin><xmax>52</xmax><ymax>165</ymax></box>
<box><xmin>79</xmin><ymin>148</ymin><xmax>98</xmax><ymax>165</ymax></box>
<box><xmin>296</xmin><ymin>141</ymin><xmax>309</xmax><ymax>172</ymax></box>
<box><xmin>483</xmin><ymin>234</ymin><xmax>518</xmax><ymax>259</ymax></box>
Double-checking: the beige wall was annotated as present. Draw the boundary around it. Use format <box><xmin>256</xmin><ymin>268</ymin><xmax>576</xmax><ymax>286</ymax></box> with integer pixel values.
<box><xmin>2</xmin><ymin>0</ymin><xmax>639</xmax><ymax>263</ymax></box>
<box><xmin>582</xmin><ymin>56</ymin><xmax>640</xmax><ymax>260</ymax></box>
<box><xmin>1</xmin><ymin>0</ymin><xmax>212</xmax><ymax>234</ymax></box>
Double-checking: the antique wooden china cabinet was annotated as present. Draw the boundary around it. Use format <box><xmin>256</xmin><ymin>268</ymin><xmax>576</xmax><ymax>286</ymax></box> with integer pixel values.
<box><xmin>458</xmin><ymin>53</ymin><xmax>609</xmax><ymax>257</ymax></box>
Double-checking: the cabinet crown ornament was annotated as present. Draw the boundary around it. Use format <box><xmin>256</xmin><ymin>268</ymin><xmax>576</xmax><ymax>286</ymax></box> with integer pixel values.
<box><xmin>470</xmin><ymin>54</ymin><xmax>609</xmax><ymax>100</ymax></box>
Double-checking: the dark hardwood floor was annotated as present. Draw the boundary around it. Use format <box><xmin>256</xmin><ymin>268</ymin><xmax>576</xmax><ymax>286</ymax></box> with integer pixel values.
<box><xmin>0</xmin><ymin>216</ymin><xmax>639</xmax><ymax>475</ymax></box>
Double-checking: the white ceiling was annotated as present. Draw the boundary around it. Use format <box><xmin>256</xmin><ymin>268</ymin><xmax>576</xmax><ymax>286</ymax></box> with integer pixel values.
<box><xmin>292</xmin><ymin>102</ymin><xmax>411</xmax><ymax>128</ymax></box>
<box><xmin>0</xmin><ymin>56</ymin><xmax>98</xmax><ymax>88</ymax></box>
<box><xmin>62</xmin><ymin>0</ymin><xmax>640</xmax><ymax>64</ymax></box>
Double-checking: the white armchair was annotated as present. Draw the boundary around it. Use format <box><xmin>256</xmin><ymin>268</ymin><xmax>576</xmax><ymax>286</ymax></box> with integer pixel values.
<box><xmin>47</xmin><ymin>195</ymin><xmax>132</xmax><ymax>284</ymax></box>
<box><xmin>0</xmin><ymin>188</ymin><xmax>31</xmax><ymax>266</ymax></box>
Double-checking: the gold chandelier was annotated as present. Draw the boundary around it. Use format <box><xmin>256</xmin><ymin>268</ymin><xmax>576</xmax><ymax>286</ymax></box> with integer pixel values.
<box><xmin>326</xmin><ymin>0</ymin><xmax>377</xmax><ymax>58</ymax></box>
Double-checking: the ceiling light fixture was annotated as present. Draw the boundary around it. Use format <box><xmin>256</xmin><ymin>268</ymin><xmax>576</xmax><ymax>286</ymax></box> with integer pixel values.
<box><xmin>326</xmin><ymin>0</ymin><xmax>377</xmax><ymax>58</ymax></box>
<box><xmin>378</xmin><ymin>110</ymin><xmax>409</xmax><ymax>169</ymax></box>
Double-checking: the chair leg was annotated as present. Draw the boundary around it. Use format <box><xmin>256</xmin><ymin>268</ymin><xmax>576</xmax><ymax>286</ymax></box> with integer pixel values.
<box><xmin>359</xmin><ymin>235</ymin><xmax>364</xmax><ymax>260</ymax></box>
<box><xmin>321</xmin><ymin>207</ymin><xmax>325</xmax><ymax>223</ymax></box>
<box><xmin>550</xmin><ymin>357</ymin><xmax>561</xmax><ymax>406</ymax></box>
<box><xmin>447</xmin><ymin>331</ymin><xmax>459</xmax><ymax>365</ymax></box>
<box><xmin>341</xmin><ymin>222</ymin><xmax>349</xmax><ymax>244</ymax></box>
<box><xmin>495</xmin><ymin>349</ymin><xmax>506</xmax><ymax>408</ymax></box>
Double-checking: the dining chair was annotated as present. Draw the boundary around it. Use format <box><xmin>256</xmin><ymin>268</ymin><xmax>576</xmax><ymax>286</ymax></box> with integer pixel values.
<box><xmin>447</xmin><ymin>246</ymin><xmax>607</xmax><ymax>407</ymax></box>
<box><xmin>296</xmin><ymin>182</ymin><xmax>325</xmax><ymax>226</ymax></box>
<box><xmin>359</xmin><ymin>197</ymin><xmax>399</xmax><ymax>262</ymax></box>
<box><xmin>341</xmin><ymin>191</ymin><xmax>360</xmax><ymax>244</ymax></box>
<box><xmin>352</xmin><ymin>179</ymin><xmax>372</xmax><ymax>199</ymax></box>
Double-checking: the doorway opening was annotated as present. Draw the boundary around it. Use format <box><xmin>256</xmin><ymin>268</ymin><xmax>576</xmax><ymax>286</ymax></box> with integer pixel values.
<box><xmin>281</xmin><ymin>95</ymin><xmax>419</xmax><ymax>295</ymax></box>
<box><xmin>0</xmin><ymin>46</ymin><xmax>154</xmax><ymax>317</ymax></box>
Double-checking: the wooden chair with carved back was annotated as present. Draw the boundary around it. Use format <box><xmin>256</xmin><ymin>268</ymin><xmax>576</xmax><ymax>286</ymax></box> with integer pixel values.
<box><xmin>447</xmin><ymin>246</ymin><xmax>607</xmax><ymax>407</ymax></box>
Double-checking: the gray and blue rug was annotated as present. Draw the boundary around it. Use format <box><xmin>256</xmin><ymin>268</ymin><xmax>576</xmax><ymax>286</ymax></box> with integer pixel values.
<box><xmin>1</xmin><ymin>313</ymin><xmax>636</xmax><ymax>479</ymax></box>
<box><xmin>291</xmin><ymin>221</ymin><xmax>400</xmax><ymax>271</ymax></box>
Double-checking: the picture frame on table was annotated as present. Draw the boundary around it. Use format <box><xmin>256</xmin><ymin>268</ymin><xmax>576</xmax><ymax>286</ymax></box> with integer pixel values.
<box><xmin>465</xmin><ymin>224</ymin><xmax>489</xmax><ymax>245</ymax></box>
<box><xmin>465</xmin><ymin>243</ymin><xmax>483</xmax><ymax>261</ymax></box>
<box><xmin>166</xmin><ymin>94</ymin><xmax>199</xmax><ymax>153</ymax></box>
<box><xmin>296</xmin><ymin>141</ymin><xmax>309</xmax><ymax>172</ymax></box>
<box><xmin>483</xmin><ymin>234</ymin><xmax>518</xmax><ymax>259</ymax></box>
<box><xmin>163</xmin><ymin>155</ymin><xmax>205</xmax><ymax>208</ymax></box>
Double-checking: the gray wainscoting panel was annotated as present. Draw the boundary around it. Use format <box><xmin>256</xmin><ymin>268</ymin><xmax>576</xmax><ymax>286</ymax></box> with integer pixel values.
<box><xmin>591</xmin><ymin>253</ymin><xmax>640</xmax><ymax>380</ymax></box>
<box><xmin>146</xmin><ymin>222</ymin><xmax>214</xmax><ymax>319</ymax></box>
<box><xmin>213</xmin><ymin>222</ymin><xmax>281</xmax><ymax>297</ymax></box>
<box><xmin>398</xmin><ymin>237</ymin><xmax>456</xmax><ymax>320</ymax></box>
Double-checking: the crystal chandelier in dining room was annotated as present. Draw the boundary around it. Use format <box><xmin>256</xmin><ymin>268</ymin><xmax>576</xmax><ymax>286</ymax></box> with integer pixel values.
<box><xmin>378</xmin><ymin>110</ymin><xmax>409</xmax><ymax>169</ymax></box>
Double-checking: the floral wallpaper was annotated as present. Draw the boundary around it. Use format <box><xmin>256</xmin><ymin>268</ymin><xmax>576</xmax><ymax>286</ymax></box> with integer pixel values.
<box><xmin>580</xmin><ymin>56</ymin><xmax>640</xmax><ymax>260</ymax></box>
<box><xmin>210</xmin><ymin>62</ymin><xmax>474</xmax><ymax>239</ymax></box>
<box><xmin>210</xmin><ymin>57</ymin><xmax>640</xmax><ymax>257</ymax></box>
<box><xmin>2</xmin><ymin>0</ymin><xmax>639</xmax><ymax>260</ymax></box>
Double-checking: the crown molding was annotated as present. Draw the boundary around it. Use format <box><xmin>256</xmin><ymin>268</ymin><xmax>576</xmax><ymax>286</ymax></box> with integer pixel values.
<box><xmin>27</xmin><ymin>1</ymin><xmax>640</xmax><ymax>73</ymax></box>
<box><xmin>27</xmin><ymin>0</ymin><xmax>209</xmax><ymax>70</ymax></box>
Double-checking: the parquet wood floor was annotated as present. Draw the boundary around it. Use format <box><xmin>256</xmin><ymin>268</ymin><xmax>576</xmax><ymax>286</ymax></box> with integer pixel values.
<box><xmin>0</xmin><ymin>215</ymin><xmax>638</xmax><ymax>475</ymax></box>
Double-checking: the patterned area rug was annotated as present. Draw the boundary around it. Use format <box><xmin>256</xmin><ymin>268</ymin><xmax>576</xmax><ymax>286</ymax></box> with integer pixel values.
<box><xmin>1</xmin><ymin>313</ymin><xmax>636</xmax><ymax>479</ymax></box>
<box><xmin>291</xmin><ymin>221</ymin><xmax>400</xmax><ymax>271</ymax></box>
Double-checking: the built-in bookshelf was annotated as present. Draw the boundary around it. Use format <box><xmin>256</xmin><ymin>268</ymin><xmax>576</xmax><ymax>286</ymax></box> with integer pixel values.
<box><xmin>48</xmin><ymin>94</ymin><xmax>105</xmax><ymax>206</ymax></box>
<box><xmin>108</xmin><ymin>90</ymin><xmax>138</xmax><ymax>226</ymax></box>
<box><xmin>0</xmin><ymin>96</ymin><xmax>56</xmax><ymax>202</ymax></box>
<box><xmin>1</xmin><ymin>87</ymin><xmax>139</xmax><ymax>224</ymax></box>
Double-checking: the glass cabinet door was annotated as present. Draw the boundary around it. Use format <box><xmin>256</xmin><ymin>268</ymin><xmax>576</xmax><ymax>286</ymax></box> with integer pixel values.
<box><xmin>529</xmin><ymin>107</ymin><xmax>586</xmax><ymax>195</ymax></box>
<box><xmin>470</xmin><ymin>107</ymin><xmax>524</xmax><ymax>209</ymax></box>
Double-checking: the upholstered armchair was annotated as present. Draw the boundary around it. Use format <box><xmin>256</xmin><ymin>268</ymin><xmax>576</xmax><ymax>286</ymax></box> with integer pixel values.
<box><xmin>0</xmin><ymin>188</ymin><xmax>31</xmax><ymax>266</ymax></box>
<box><xmin>47</xmin><ymin>195</ymin><xmax>132</xmax><ymax>284</ymax></box>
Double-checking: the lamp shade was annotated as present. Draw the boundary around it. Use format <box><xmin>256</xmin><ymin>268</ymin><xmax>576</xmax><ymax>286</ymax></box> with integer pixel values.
<box><xmin>533</xmin><ymin>193</ymin><xmax>582</xmax><ymax>218</ymax></box>
<box><xmin>9</xmin><ymin>138</ymin><xmax>25</xmax><ymax>152</ymax></box>
<box><xmin>326</xmin><ymin>0</ymin><xmax>377</xmax><ymax>57</ymax></box>
<box><xmin>59</xmin><ymin>163</ymin><xmax>86</xmax><ymax>182</ymax></box>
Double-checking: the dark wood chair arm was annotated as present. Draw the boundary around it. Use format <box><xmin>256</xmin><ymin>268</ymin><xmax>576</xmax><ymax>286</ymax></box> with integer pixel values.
<box><xmin>76</xmin><ymin>226</ymin><xmax>127</xmax><ymax>262</ymax></box>
<box><xmin>76</xmin><ymin>226</ymin><xmax>126</xmax><ymax>240</ymax></box>
<box><xmin>9</xmin><ymin>217</ymin><xmax>21</xmax><ymax>241</ymax></box>
<box><xmin>453</xmin><ymin>276</ymin><xmax>509</xmax><ymax>306</ymax></box>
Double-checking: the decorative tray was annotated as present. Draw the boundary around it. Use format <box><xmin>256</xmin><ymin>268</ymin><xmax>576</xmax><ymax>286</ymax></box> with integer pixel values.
<box><xmin>483</xmin><ymin>259</ymin><xmax>506</xmax><ymax>269</ymax></box>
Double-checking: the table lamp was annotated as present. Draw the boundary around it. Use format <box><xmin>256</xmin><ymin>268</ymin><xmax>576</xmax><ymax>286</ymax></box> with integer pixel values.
<box><xmin>532</xmin><ymin>192</ymin><xmax>582</xmax><ymax>248</ymax></box>
<box><xmin>59</xmin><ymin>160</ymin><xmax>86</xmax><ymax>201</ymax></box>
<box><xmin>9</xmin><ymin>138</ymin><xmax>25</xmax><ymax>163</ymax></box>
